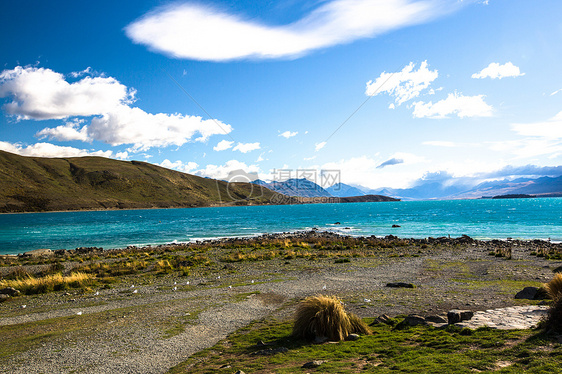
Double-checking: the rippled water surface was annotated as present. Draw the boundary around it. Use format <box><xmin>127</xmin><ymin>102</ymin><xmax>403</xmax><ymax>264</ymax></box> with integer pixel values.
<box><xmin>1</xmin><ymin>198</ymin><xmax>561</xmax><ymax>254</ymax></box>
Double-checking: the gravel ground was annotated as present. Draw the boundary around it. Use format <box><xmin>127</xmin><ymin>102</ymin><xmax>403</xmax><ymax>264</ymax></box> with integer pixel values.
<box><xmin>1</xmin><ymin>239</ymin><xmax>559</xmax><ymax>374</ymax></box>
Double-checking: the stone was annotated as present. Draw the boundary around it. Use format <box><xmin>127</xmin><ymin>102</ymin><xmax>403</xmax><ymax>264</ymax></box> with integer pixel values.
<box><xmin>302</xmin><ymin>360</ymin><xmax>326</xmax><ymax>368</ymax></box>
<box><xmin>405</xmin><ymin>314</ymin><xmax>427</xmax><ymax>326</ymax></box>
<box><xmin>0</xmin><ymin>287</ymin><xmax>20</xmax><ymax>296</ymax></box>
<box><xmin>425</xmin><ymin>315</ymin><xmax>447</xmax><ymax>324</ymax></box>
<box><xmin>515</xmin><ymin>287</ymin><xmax>538</xmax><ymax>300</ymax></box>
<box><xmin>0</xmin><ymin>294</ymin><xmax>10</xmax><ymax>302</ymax></box>
<box><xmin>392</xmin><ymin>224</ymin><xmax>401</xmax><ymax>228</ymax></box>
<box><xmin>21</xmin><ymin>248</ymin><xmax>53</xmax><ymax>258</ymax></box>
<box><xmin>234</xmin><ymin>371</ymin><xmax>246</xmax><ymax>374</ymax></box>
<box><xmin>447</xmin><ymin>309</ymin><xmax>474</xmax><ymax>324</ymax></box>
<box><xmin>370</xmin><ymin>314</ymin><xmax>393</xmax><ymax>325</ymax></box>
<box><xmin>386</xmin><ymin>282</ymin><xmax>415</xmax><ymax>288</ymax></box>
<box><xmin>345</xmin><ymin>333</ymin><xmax>360</xmax><ymax>341</ymax></box>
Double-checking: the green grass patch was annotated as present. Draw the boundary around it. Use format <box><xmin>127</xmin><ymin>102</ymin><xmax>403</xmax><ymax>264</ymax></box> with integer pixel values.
<box><xmin>167</xmin><ymin>317</ymin><xmax>562</xmax><ymax>374</ymax></box>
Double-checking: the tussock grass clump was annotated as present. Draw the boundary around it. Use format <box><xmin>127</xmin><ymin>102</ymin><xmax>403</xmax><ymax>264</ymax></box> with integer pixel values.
<box><xmin>544</xmin><ymin>274</ymin><xmax>562</xmax><ymax>332</ymax></box>
<box><xmin>0</xmin><ymin>272</ymin><xmax>96</xmax><ymax>295</ymax></box>
<box><xmin>293</xmin><ymin>295</ymin><xmax>371</xmax><ymax>342</ymax></box>
<box><xmin>544</xmin><ymin>273</ymin><xmax>562</xmax><ymax>300</ymax></box>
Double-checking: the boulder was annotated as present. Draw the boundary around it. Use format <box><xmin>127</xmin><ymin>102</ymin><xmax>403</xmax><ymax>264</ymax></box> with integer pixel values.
<box><xmin>405</xmin><ymin>314</ymin><xmax>427</xmax><ymax>326</ymax></box>
<box><xmin>386</xmin><ymin>282</ymin><xmax>415</xmax><ymax>288</ymax></box>
<box><xmin>515</xmin><ymin>287</ymin><xmax>538</xmax><ymax>300</ymax></box>
<box><xmin>370</xmin><ymin>314</ymin><xmax>393</xmax><ymax>326</ymax></box>
<box><xmin>447</xmin><ymin>309</ymin><xmax>474</xmax><ymax>324</ymax></box>
<box><xmin>21</xmin><ymin>248</ymin><xmax>53</xmax><ymax>258</ymax></box>
<box><xmin>425</xmin><ymin>315</ymin><xmax>447</xmax><ymax>324</ymax></box>
<box><xmin>0</xmin><ymin>294</ymin><xmax>10</xmax><ymax>302</ymax></box>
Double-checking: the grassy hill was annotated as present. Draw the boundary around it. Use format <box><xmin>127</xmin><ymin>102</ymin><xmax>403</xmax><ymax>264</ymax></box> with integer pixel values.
<box><xmin>0</xmin><ymin>150</ymin><xmax>287</xmax><ymax>213</ymax></box>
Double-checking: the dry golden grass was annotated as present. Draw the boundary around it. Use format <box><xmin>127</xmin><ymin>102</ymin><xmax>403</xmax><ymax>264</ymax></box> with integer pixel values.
<box><xmin>292</xmin><ymin>295</ymin><xmax>371</xmax><ymax>342</ymax></box>
<box><xmin>544</xmin><ymin>273</ymin><xmax>562</xmax><ymax>300</ymax></box>
<box><xmin>0</xmin><ymin>272</ymin><xmax>95</xmax><ymax>294</ymax></box>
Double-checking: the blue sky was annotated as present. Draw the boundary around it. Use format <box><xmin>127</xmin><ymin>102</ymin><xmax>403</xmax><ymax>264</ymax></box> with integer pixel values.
<box><xmin>1</xmin><ymin>0</ymin><xmax>561</xmax><ymax>189</ymax></box>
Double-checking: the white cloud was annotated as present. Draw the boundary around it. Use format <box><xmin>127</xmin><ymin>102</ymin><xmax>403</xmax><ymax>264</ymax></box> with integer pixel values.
<box><xmin>471</xmin><ymin>62</ymin><xmax>524</xmax><ymax>80</ymax></box>
<box><xmin>498</xmin><ymin>111</ymin><xmax>562</xmax><ymax>158</ymax></box>
<box><xmin>412</xmin><ymin>92</ymin><xmax>493</xmax><ymax>119</ymax></box>
<box><xmin>551</xmin><ymin>89</ymin><xmax>562</xmax><ymax>96</ymax></box>
<box><xmin>213</xmin><ymin>140</ymin><xmax>234</xmax><ymax>151</ymax></box>
<box><xmin>0</xmin><ymin>66</ymin><xmax>233</xmax><ymax>151</ymax></box>
<box><xmin>232</xmin><ymin>142</ymin><xmax>260</xmax><ymax>153</ymax></box>
<box><xmin>511</xmin><ymin>111</ymin><xmax>562</xmax><ymax>139</ymax></box>
<box><xmin>194</xmin><ymin>160</ymin><xmax>260</xmax><ymax>180</ymax></box>
<box><xmin>279</xmin><ymin>130</ymin><xmax>298</xmax><ymax>139</ymax></box>
<box><xmin>87</xmin><ymin>106</ymin><xmax>231</xmax><ymax>151</ymax></box>
<box><xmin>0</xmin><ymin>141</ymin><xmax>114</xmax><ymax>158</ymax></box>
<box><xmin>0</xmin><ymin>66</ymin><xmax>133</xmax><ymax>120</ymax></box>
<box><xmin>366</xmin><ymin>61</ymin><xmax>438</xmax><ymax>105</ymax></box>
<box><xmin>159</xmin><ymin>159</ymin><xmax>199</xmax><ymax>173</ymax></box>
<box><xmin>315</xmin><ymin>142</ymin><xmax>327</xmax><ymax>151</ymax></box>
<box><xmin>125</xmin><ymin>1</ymin><xmax>459</xmax><ymax>61</ymax></box>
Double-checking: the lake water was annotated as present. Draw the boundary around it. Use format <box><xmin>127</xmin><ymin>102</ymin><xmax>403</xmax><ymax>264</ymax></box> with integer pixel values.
<box><xmin>0</xmin><ymin>198</ymin><xmax>561</xmax><ymax>255</ymax></box>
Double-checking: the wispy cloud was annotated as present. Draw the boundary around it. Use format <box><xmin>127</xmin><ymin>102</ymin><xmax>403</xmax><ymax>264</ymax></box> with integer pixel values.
<box><xmin>125</xmin><ymin>0</ymin><xmax>462</xmax><ymax>61</ymax></box>
<box><xmin>366</xmin><ymin>61</ymin><xmax>438</xmax><ymax>105</ymax></box>
<box><xmin>279</xmin><ymin>130</ymin><xmax>298</xmax><ymax>139</ymax></box>
<box><xmin>315</xmin><ymin>142</ymin><xmax>327</xmax><ymax>152</ymax></box>
<box><xmin>412</xmin><ymin>92</ymin><xmax>493</xmax><ymax>118</ymax></box>
<box><xmin>471</xmin><ymin>62</ymin><xmax>524</xmax><ymax>80</ymax></box>
<box><xmin>233</xmin><ymin>142</ymin><xmax>261</xmax><ymax>153</ymax></box>
<box><xmin>423</xmin><ymin>140</ymin><xmax>457</xmax><ymax>147</ymax></box>
<box><xmin>0</xmin><ymin>66</ymin><xmax>232</xmax><ymax>152</ymax></box>
<box><xmin>213</xmin><ymin>140</ymin><xmax>234</xmax><ymax>151</ymax></box>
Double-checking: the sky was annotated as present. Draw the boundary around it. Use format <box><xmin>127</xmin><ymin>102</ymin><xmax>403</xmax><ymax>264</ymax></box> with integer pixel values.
<box><xmin>1</xmin><ymin>0</ymin><xmax>562</xmax><ymax>190</ymax></box>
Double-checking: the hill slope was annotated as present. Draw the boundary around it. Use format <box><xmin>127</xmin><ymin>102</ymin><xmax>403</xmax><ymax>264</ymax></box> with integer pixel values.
<box><xmin>0</xmin><ymin>150</ymin><xmax>284</xmax><ymax>213</ymax></box>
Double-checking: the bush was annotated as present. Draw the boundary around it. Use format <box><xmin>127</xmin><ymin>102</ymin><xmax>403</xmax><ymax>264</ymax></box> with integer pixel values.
<box><xmin>292</xmin><ymin>295</ymin><xmax>371</xmax><ymax>342</ymax></box>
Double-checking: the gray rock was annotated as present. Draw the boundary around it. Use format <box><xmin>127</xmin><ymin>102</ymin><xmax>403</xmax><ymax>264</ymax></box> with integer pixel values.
<box><xmin>405</xmin><ymin>314</ymin><xmax>427</xmax><ymax>326</ymax></box>
<box><xmin>234</xmin><ymin>371</ymin><xmax>246</xmax><ymax>374</ymax></box>
<box><xmin>0</xmin><ymin>287</ymin><xmax>20</xmax><ymax>296</ymax></box>
<box><xmin>515</xmin><ymin>287</ymin><xmax>538</xmax><ymax>300</ymax></box>
<box><xmin>447</xmin><ymin>309</ymin><xmax>474</xmax><ymax>324</ymax></box>
<box><xmin>0</xmin><ymin>294</ymin><xmax>10</xmax><ymax>302</ymax></box>
<box><xmin>370</xmin><ymin>314</ymin><xmax>393</xmax><ymax>325</ymax></box>
<box><xmin>386</xmin><ymin>282</ymin><xmax>415</xmax><ymax>288</ymax></box>
<box><xmin>21</xmin><ymin>248</ymin><xmax>53</xmax><ymax>257</ymax></box>
<box><xmin>425</xmin><ymin>315</ymin><xmax>447</xmax><ymax>324</ymax></box>
<box><xmin>345</xmin><ymin>333</ymin><xmax>360</xmax><ymax>341</ymax></box>
<box><xmin>302</xmin><ymin>360</ymin><xmax>326</xmax><ymax>368</ymax></box>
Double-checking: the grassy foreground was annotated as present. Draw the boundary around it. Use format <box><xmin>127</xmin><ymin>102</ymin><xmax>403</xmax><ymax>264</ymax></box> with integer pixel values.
<box><xmin>169</xmin><ymin>317</ymin><xmax>562</xmax><ymax>374</ymax></box>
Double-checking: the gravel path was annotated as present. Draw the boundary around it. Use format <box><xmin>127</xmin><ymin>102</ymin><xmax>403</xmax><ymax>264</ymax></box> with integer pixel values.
<box><xmin>1</xmin><ymin>244</ymin><xmax>558</xmax><ymax>374</ymax></box>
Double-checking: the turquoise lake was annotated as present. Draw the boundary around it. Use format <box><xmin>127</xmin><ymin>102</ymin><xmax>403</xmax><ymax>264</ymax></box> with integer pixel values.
<box><xmin>0</xmin><ymin>198</ymin><xmax>561</xmax><ymax>255</ymax></box>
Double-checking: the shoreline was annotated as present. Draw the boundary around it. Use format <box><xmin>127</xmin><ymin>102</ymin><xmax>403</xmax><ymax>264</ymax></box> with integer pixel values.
<box><xmin>5</xmin><ymin>230</ymin><xmax>562</xmax><ymax>258</ymax></box>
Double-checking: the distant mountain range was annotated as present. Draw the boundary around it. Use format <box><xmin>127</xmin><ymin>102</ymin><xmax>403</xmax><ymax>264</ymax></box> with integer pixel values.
<box><xmin>255</xmin><ymin>175</ymin><xmax>562</xmax><ymax>200</ymax></box>
<box><xmin>362</xmin><ymin>175</ymin><xmax>562</xmax><ymax>200</ymax></box>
